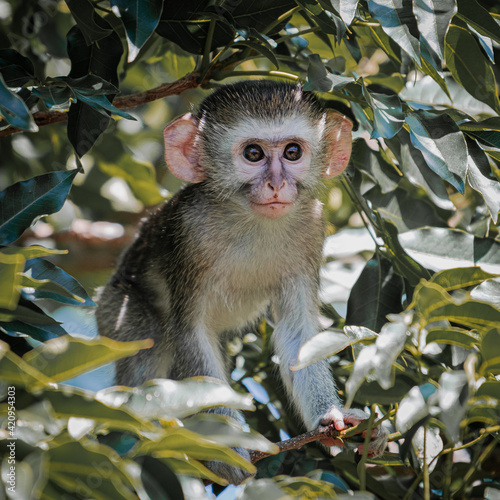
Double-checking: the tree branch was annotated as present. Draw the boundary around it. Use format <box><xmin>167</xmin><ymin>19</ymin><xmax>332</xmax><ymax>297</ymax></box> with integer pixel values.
<box><xmin>0</xmin><ymin>71</ymin><xmax>201</xmax><ymax>139</ymax></box>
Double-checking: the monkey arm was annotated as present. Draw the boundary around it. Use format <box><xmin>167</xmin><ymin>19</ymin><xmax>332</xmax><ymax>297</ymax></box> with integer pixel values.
<box><xmin>271</xmin><ymin>279</ymin><xmax>343</xmax><ymax>431</ymax></box>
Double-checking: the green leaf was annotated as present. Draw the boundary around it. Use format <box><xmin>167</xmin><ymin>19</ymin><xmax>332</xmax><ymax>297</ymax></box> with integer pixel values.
<box><xmin>456</xmin><ymin>0</ymin><xmax>500</xmax><ymax>44</ymax></box>
<box><xmin>47</xmin><ymin>441</ymin><xmax>136</xmax><ymax>500</ymax></box>
<box><xmin>480</xmin><ymin>329</ymin><xmax>500</xmax><ymax>373</ymax></box>
<box><xmin>0</xmin><ymin>49</ymin><xmax>35</xmax><ymax>86</ymax></box>
<box><xmin>305</xmin><ymin>54</ymin><xmax>356</xmax><ymax>92</ymax></box>
<box><xmin>158</xmin><ymin>455</ymin><xmax>223</xmax><ymax>484</ymax></box>
<box><xmin>405</xmin><ymin>110</ymin><xmax>467</xmax><ymax>193</ymax></box>
<box><xmin>398</xmin><ymin>227</ymin><xmax>500</xmax><ymax>274</ymax></box>
<box><xmin>136</xmin><ymin>456</ymin><xmax>185</xmax><ymax>500</ymax></box>
<box><xmin>362</xmin><ymin>87</ymin><xmax>404</xmax><ymax>139</ymax></box>
<box><xmin>290</xmin><ymin>329</ymin><xmax>355</xmax><ymax>371</ymax></box>
<box><xmin>97</xmin><ymin>377</ymin><xmax>255</xmax><ymax>419</ymax></box>
<box><xmin>387</xmin><ymin>130</ymin><xmax>453</xmax><ymax>210</ymax></box>
<box><xmin>445</xmin><ymin>23</ymin><xmax>500</xmax><ymax>115</ymax></box>
<box><xmin>413</xmin><ymin>0</ymin><xmax>456</xmax><ymax>60</ymax></box>
<box><xmin>0</xmin><ymin>170</ymin><xmax>78</xmax><ymax>245</ymax></box>
<box><xmin>19</xmin><ymin>274</ymin><xmax>85</xmax><ymax>303</ymax></box>
<box><xmin>429</xmin><ymin>266</ymin><xmax>498</xmax><ymax>291</ymax></box>
<box><xmin>182</xmin><ymin>413</ymin><xmax>278</xmax><ymax>453</ymax></box>
<box><xmin>32</xmin><ymin>85</ymin><xmax>72</xmax><ymax>111</ymax></box>
<box><xmin>345</xmin><ymin>314</ymin><xmax>410</xmax><ymax>406</ymax></box>
<box><xmin>0</xmin><ymin>343</ymin><xmax>52</xmax><ymax>389</ymax></box>
<box><xmin>378</xmin><ymin>217</ymin><xmax>431</xmax><ymax>285</ymax></box>
<box><xmin>367</xmin><ymin>0</ymin><xmax>420</xmax><ymax>63</ymax></box>
<box><xmin>346</xmin><ymin>254</ymin><xmax>404</xmax><ymax>332</ymax></box>
<box><xmin>74</xmin><ymin>91</ymin><xmax>135</xmax><ymax>120</ymax></box>
<box><xmin>426</xmin><ymin>327</ymin><xmax>480</xmax><ymax>348</ymax></box>
<box><xmin>296</xmin><ymin>0</ymin><xmax>339</xmax><ymax>35</ymax></box>
<box><xmin>110</xmin><ymin>0</ymin><xmax>163</xmax><ymax>61</ymax></box>
<box><xmin>0</xmin><ymin>74</ymin><xmax>37</xmax><ymax>131</ymax></box>
<box><xmin>465</xmin><ymin>138</ymin><xmax>500</xmax><ymax>223</ymax></box>
<box><xmin>0</xmin><ymin>251</ymin><xmax>24</xmax><ymax>310</ymax></box>
<box><xmin>99</xmin><ymin>157</ymin><xmax>164</xmax><ymax>206</ymax></box>
<box><xmin>43</xmin><ymin>389</ymin><xmax>157</xmax><ymax>434</ymax></box>
<box><xmin>65</xmin><ymin>0</ymin><xmax>113</xmax><ymax>44</ymax></box>
<box><xmin>66</xmin><ymin>20</ymin><xmax>123</xmax><ymax>156</ymax></box>
<box><xmin>231</xmin><ymin>40</ymin><xmax>279</xmax><ymax>70</ymax></box>
<box><xmin>23</xmin><ymin>336</ymin><xmax>153</xmax><ymax>382</ymax></box>
<box><xmin>2</xmin><ymin>320</ymin><xmax>66</xmax><ymax>341</ymax></box>
<box><xmin>350</xmin><ymin>139</ymin><xmax>401</xmax><ymax>194</ymax></box>
<box><xmin>131</xmin><ymin>427</ymin><xmax>256</xmax><ymax>475</ymax></box>
<box><xmin>1</xmin><ymin>246</ymin><xmax>67</xmax><ymax>260</ymax></box>
<box><xmin>24</xmin><ymin>258</ymin><xmax>95</xmax><ymax>307</ymax></box>
<box><xmin>0</xmin><ymin>302</ymin><xmax>61</xmax><ymax>325</ymax></box>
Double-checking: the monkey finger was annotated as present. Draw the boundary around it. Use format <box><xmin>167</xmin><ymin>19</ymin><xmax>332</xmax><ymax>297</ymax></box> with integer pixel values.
<box><xmin>319</xmin><ymin>436</ymin><xmax>344</xmax><ymax>447</ymax></box>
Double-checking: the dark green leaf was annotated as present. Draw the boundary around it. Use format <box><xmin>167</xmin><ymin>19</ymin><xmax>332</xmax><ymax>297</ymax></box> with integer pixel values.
<box><xmin>24</xmin><ymin>258</ymin><xmax>95</xmax><ymax>307</ymax></box>
<box><xmin>2</xmin><ymin>320</ymin><xmax>66</xmax><ymax>342</ymax></box>
<box><xmin>65</xmin><ymin>0</ymin><xmax>113</xmax><ymax>44</ymax></box>
<box><xmin>232</xmin><ymin>40</ymin><xmax>279</xmax><ymax>69</ymax></box>
<box><xmin>346</xmin><ymin>254</ymin><xmax>404</xmax><ymax>332</ymax></box>
<box><xmin>0</xmin><ymin>74</ymin><xmax>37</xmax><ymax>131</ymax></box>
<box><xmin>413</xmin><ymin>0</ymin><xmax>456</xmax><ymax>60</ymax></box>
<box><xmin>66</xmin><ymin>21</ymin><xmax>123</xmax><ymax>156</ymax></box>
<box><xmin>456</xmin><ymin>0</ymin><xmax>500</xmax><ymax>44</ymax></box>
<box><xmin>367</xmin><ymin>0</ymin><xmax>420</xmax><ymax>63</ymax></box>
<box><xmin>0</xmin><ymin>49</ymin><xmax>35</xmax><ymax>87</ymax></box>
<box><xmin>0</xmin><ymin>170</ymin><xmax>78</xmax><ymax>245</ymax></box>
<box><xmin>305</xmin><ymin>54</ymin><xmax>356</xmax><ymax>92</ymax></box>
<box><xmin>378</xmin><ymin>217</ymin><xmax>431</xmax><ymax>285</ymax></box>
<box><xmin>296</xmin><ymin>0</ymin><xmax>339</xmax><ymax>36</ymax></box>
<box><xmin>110</xmin><ymin>0</ymin><xmax>163</xmax><ymax>61</ymax></box>
<box><xmin>445</xmin><ymin>23</ymin><xmax>500</xmax><ymax>115</ymax></box>
<box><xmin>136</xmin><ymin>456</ymin><xmax>185</xmax><ymax>500</ymax></box>
<box><xmin>32</xmin><ymin>85</ymin><xmax>72</xmax><ymax>111</ymax></box>
<box><xmin>405</xmin><ymin>110</ymin><xmax>467</xmax><ymax>193</ymax></box>
<box><xmin>426</xmin><ymin>327</ymin><xmax>480</xmax><ymax>349</ymax></box>
<box><xmin>351</xmin><ymin>139</ymin><xmax>401</xmax><ymax>194</ymax></box>
<box><xmin>74</xmin><ymin>91</ymin><xmax>135</xmax><ymax>120</ymax></box>
<box><xmin>366</xmin><ymin>186</ymin><xmax>448</xmax><ymax>232</ymax></box>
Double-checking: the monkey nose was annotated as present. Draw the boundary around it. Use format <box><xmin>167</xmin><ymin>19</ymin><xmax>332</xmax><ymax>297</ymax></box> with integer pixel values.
<box><xmin>267</xmin><ymin>179</ymin><xmax>286</xmax><ymax>191</ymax></box>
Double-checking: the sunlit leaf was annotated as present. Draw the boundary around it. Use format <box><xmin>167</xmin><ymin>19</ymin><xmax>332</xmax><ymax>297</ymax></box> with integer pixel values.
<box><xmin>399</xmin><ymin>227</ymin><xmax>500</xmax><ymax>273</ymax></box>
<box><xmin>23</xmin><ymin>336</ymin><xmax>153</xmax><ymax>382</ymax></box>
<box><xmin>367</xmin><ymin>0</ymin><xmax>420</xmax><ymax>63</ymax></box>
<box><xmin>413</xmin><ymin>0</ymin><xmax>456</xmax><ymax>60</ymax></box>
<box><xmin>97</xmin><ymin>377</ymin><xmax>255</xmax><ymax>419</ymax></box>
<box><xmin>405</xmin><ymin>110</ymin><xmax>467</xmax><ymax>193</ymax></box>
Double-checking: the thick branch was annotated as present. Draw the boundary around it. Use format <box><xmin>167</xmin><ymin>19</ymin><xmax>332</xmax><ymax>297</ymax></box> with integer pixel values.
<box><xmin>0</xmin><ymin>71</ymin><xmax>201</xmax><ymax>139</ymax></box>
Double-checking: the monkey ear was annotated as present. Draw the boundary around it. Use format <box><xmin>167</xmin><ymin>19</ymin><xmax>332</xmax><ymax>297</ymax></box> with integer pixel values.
<box><xmin>163</xmin><ymin>113</ymin><xmax>206</xmax><ymax>183</ymax></box>
<box><xmin>323</xmin><ymin>111</ymin><xmax>353</xmax><ymax>178</ymax></box>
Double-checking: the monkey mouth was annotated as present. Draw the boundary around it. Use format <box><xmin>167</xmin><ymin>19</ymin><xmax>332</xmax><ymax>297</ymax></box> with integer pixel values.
<box><xmin>250</xmin><ymin>200</ymin><xmax>294</xmax><ymax>219</ymax></box>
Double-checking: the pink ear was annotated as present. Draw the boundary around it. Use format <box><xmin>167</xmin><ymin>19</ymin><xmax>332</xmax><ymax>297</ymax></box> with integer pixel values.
<box><xmin>323</xmin><ymin>111</ymin><xmax>353</xmax><ymax>178</ymax></box>
<box><xmin>163</xmin><ymin>113</ymin><xmax>205</xmax><ymax>183</ymax></box>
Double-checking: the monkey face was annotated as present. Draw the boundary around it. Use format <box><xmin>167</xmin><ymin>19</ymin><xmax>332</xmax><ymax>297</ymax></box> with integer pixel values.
<box><xmin>163</xmin><ymin>82</ymin><xmax>352</xmax><ymax>220</ymax></box>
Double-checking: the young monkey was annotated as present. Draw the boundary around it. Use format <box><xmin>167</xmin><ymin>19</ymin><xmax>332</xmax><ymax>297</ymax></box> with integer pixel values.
<box><xmin>96</xmin><ymin>80</ymin><xmax>386</xmax><ymax>484</ymax></box>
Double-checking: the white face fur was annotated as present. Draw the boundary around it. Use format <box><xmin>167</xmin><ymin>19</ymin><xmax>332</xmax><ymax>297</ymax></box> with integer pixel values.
<box><xmin>229</xmin><ymin>114</ymin><xmax>326</xmax><ymax>219</ymax></box>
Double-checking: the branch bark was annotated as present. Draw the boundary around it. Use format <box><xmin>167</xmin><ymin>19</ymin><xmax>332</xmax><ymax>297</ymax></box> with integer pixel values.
<box><xmin>0</xmin><ymin>71</ymin><xmax>201</xmax><ymax>139</ymax></box>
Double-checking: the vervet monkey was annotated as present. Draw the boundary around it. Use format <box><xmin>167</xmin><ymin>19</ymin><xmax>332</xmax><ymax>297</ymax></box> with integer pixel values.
<box><xmin>96</xmin><ymin>80</ymin><xmax>386</xmax><ymax>484</ymax></box>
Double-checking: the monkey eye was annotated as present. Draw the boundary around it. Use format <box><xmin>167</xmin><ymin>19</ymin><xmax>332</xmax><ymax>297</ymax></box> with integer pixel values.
<box><xmin>243</xmin><ymin>144</ymin><xmax>265</xmax><ymax>162</ymax></box>
<box><xmin>283</xmin><ymin>143</ymin><xmax>302</xmax><ymax>161</ymax></box>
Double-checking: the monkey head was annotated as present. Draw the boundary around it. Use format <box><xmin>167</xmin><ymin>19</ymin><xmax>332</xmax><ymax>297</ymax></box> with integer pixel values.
<box><xmin>163</xmin><ymin>81</ymin><xmax>352</xmax><ymax>219</ymax></box>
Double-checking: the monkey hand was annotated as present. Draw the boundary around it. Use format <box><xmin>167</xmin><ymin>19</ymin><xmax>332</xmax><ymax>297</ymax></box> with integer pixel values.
<box><xmin>317</xmin><ymin>407</ymin><xmax>388</xmax><ymax>458</ymax></box>
<box><xmin>206</xmin><ymin>447</ymin><xmax>255</xmax><ymax>485</ymax></box>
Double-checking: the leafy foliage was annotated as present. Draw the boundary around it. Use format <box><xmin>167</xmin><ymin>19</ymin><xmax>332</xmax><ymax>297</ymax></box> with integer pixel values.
<box><xmin>1</xmin><ymin>0</ymin><xmax>500</xmax><ymax>498</ymax></box>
